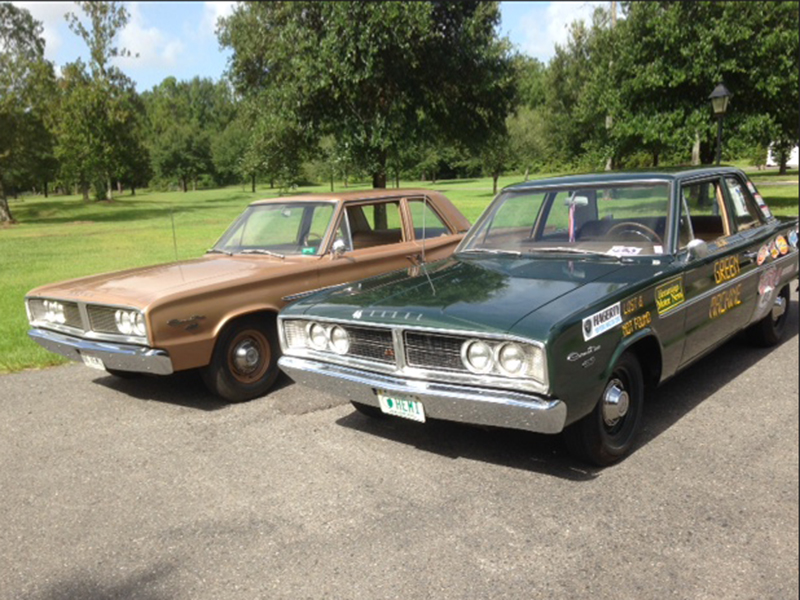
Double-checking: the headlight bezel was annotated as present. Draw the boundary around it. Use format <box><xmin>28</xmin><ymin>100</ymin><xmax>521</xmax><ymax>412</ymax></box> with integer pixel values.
<box><xmin>115</xmin><ymin>308</ymin><xmax>147</xmax><ymax>337</ymax></box>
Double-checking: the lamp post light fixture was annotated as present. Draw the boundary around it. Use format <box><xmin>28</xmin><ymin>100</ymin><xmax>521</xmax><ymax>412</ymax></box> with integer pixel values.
<box><xmin>709</xmin><ymin>83</ymin><xmax>732</xmax><ymax>166</ymax></box>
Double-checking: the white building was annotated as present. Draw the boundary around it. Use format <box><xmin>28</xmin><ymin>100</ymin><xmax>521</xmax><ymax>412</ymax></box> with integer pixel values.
<box><xmin>766</xmin><ymin>144</ymin><xmax>799</xmax><ymax>168</ymax></box>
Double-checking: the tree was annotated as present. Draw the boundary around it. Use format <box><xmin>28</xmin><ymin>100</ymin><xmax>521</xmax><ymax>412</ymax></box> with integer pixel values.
<box><xmin>219</xmin><ymin>1</ymin><xmax>515</xmax><ymax>189</ymax></box>
<box><xmin>58</xmin><ymin>1</ymin><xmax>143</xmax><ymax>200</ymax></box>
<box><xmin>0</xmin><ymin>3</ymin><xmax>56</xmax><ymax>223</ymax></box>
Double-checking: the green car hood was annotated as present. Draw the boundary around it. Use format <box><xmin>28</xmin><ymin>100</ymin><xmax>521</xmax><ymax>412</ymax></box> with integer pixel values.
<box><xmin>286</xmin><ymin>256</ymin><xmax>634</xmax><ymax>335</ymax></box>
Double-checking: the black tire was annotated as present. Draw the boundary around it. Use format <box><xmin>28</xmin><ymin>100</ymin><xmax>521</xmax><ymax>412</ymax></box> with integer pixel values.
<box><xmin>201</xmin><ymin>315</ymin><xmax>280</xmax><ymax>403</ymax></box>
<box><xmin>105</xmin><ymin>368</ymin><xmax>141</xmax><ymax>379</ymax></box>
<box><xmin>747</xmin><ymin>284</ymin><xmax>791</xmax><ymax>347</ymax></box>
<box><xmin>350</xmin><ymin>401</ymin><xmax>385</xmax><ymax>419</ymax></box>
<box><xmin>563</xmin><ymin>352</ymin><xmax>644</xmax><ymax>467</ymax></box>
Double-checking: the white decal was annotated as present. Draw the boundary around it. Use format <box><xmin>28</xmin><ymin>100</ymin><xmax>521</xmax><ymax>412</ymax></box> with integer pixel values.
<box><xmin>582</xmin><ymin>303</ymin><xmax>622</xmax><ymax>341</ymax></box>
<box><xmin>608</xmin><ymin>246</ymin><xmax>642</xmax><ymax>257</ymax></box>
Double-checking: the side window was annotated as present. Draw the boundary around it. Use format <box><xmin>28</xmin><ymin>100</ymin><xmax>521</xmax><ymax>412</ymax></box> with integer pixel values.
<box><xmin>724</xmin><ymin>176</ymin><xmax>763</xmax><ymax>232</ymax></box>
<box><xmin>679</xmin><ymin>179</ymin><xmax>729</xmax><ymax>248</ymax></box>
<box><xmin>408</xmin><ymin>199</ymin><xmax>448</xmax><ymax>239</ymax></box>
<box><xmin>347</xmin><ymin>201</ymin><xmax>404</xmax><ymax>250</ymax></box>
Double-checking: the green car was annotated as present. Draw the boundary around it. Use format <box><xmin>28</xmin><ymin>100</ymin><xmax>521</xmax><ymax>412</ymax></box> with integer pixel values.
<box><xmin>277</xmin><ymin>167</ymin><xmax>798</xmax><ymax>466</ymax></box>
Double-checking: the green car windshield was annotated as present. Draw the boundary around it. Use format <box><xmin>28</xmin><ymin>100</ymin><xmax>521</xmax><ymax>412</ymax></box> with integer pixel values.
<box><xmin>211</xmin><ymin>202</ymin><xmax>336</xmax><ymax>256</ymax></box>
<box><xmin>459</xmin><ymin>182</ymin><xmax>671</xmax><ymax>258</ymax></box>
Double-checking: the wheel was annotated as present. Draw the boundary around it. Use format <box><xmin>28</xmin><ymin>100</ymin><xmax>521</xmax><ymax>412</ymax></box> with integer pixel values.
<box><xmin>747</xmin><ymin>284</ymin><xmax>791</xmax><ymax>347</ymax></box>
<box><xmin>303</xmin><ymin>232</ymin><xmax>323</xmax><ymax>247</ymax></box>
<box><xmin>350</xmin><ymin>401</ymin><xmax>385</xmax><ymax>419</ymax></box>
<box><xmin>105</xmin><ymin>368</ymin><xmax>141</xmax><ymax>379</ymax></box>
<box><xmin>563</xmin><ymin>352</ymin><xmax>644</xmax><ymax>466</ymax></box>
<box><xmin>201</xmin><ymin>315</ymin><xmax>280</xmax><ymax>402</ymax></box>
<box><xmin>606</xmin><ymin>222</ymin><xmax>662</xmax><ymax>244</ymax></box>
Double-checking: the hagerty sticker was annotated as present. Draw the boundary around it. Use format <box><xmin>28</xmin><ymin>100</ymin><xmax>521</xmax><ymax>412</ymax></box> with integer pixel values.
<box><xmin>582</xmin><ymin>303</ymin><xmax>622</xmax><ymax>341</ymax></box>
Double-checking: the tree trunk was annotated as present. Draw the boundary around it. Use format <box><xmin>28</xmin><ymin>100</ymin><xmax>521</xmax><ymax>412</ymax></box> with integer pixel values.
<box><xmin>330</xmin><ymin>171</ymin><xmax>334</xmax><ymax>192</ymax></box>
<box><xmin>131</xmin><ymin>185</ymin><xmax>136</xmax><ymax>196</ymax></box>
<box><xmin>0</xmin><ymin>178</ymin><xmax>16</xmax><ymax>224</ymax></box>
<box><xmin>524</xmin><ymin>167</ymin><xmax>530</xmax><ymax>181</ymax></box>
<box><xmin>192</xmin><ymin>177</ymin><xmax>197</xmax><ymax>191</ymax></box>
<box><xmin>395</xmin><ymin>171</ymin><xmax>400</xmax><ymax>189</ymax></box>
<box><xmin>691</xmin><ymin>131</ymin><xmax>701</xmax><ymax>166</ymax></box>
<box><xmin>44</xmin><ymin>181</ymin><xmax>49</xmax><ymax>198</ymax></box>
<box><xmin>181</xmin><ymin>177</ymin><xmax>187</xmax><ymax>192</ymax></box>
<box><xmin>372</xmin><ymin>149</ymin><xmax>387</xmax><ymax>189</ymax></box>
<box><xmin>106</xmin><ymin>178</ymin><xmax>112</xmax><ymax>201</ymax></box>
<box><xmin>117</xmin><ymin>181</ymin><xmax>123</xmax><ymax>194</ymax></box>
<box><xmin>81</xmin><ymin>182</ymin><xmax>90</xmax><ymax>202</ymax></box>
<box><xmin>779</xmin><ymin>149</ymin><xmax>787</xmax><ymax>175</ymax></box>
<box><xmin>492</xmin><ymin>173</ymin><xmax>499</xmax><ymax>195</ymax></box>
<box><xmin>652</xmin><ymin>150</ymin><xmax>660</xmax><ymax>167</ymax></box>
<box><xmin>344</xmin><ymin>169</ymin><xmax>348</xmax><ymax>188</ymax></box>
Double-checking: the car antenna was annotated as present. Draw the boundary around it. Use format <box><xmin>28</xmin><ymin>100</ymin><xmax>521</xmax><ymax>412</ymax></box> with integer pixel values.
<box><xmin>170</xmin><ymin>205</ymin><xmax>185</xmax><ymax>281</ymax></box>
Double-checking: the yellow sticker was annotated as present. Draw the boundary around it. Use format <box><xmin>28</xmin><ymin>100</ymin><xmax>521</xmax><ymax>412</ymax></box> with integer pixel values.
<box><xmin>655</xmin><ymin>277</ymin><xmax>685</xmax><ymax>316</ymax></box>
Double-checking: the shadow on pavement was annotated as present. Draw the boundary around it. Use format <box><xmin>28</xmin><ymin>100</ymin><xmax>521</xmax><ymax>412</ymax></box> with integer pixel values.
<box><xmin>91</xmin><ymin>369</ymin><xmax>294</xmax><ymax>411</ymax></box>
<box><xmin>336</xmin><ymin>299</ymin><xmax>798</xmax><ymax>480</ymax></box>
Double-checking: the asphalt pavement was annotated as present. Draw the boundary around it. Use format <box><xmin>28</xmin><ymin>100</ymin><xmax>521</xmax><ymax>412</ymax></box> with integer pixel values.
<box><xmin>1</xmin><ymin>291</ymin><xmax>798</xmax><ymax>600</ymax></box>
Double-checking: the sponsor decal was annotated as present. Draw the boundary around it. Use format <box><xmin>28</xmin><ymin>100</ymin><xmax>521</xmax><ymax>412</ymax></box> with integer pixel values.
<box><xmin>709</xmin><ymin>284</ymin><xmax>742</xmax><ymax>319</ymax></box>
<box><xmin>770</xmin><ymin>240</ymin><xmax>780</xmax><ymax>259</ymax></box>
<box><xmin>608</xmin><ymin>246</ymin><xmax>642</xmax><ymax>257</ymax></box>
<box><xmin>776</xmin><ymin>235</ymin><xmax>789</xmax><ymax>255</ymax></box>
<box><xmin>754</xmin><ymin>193</ymin><xmax>772</xmax><ymax>219</ymax></box>
<box><xmin>567</xmin><ymin>344</ymin><xmax>601</xmax><ymax>362</ymax></box>
<box><xmin>622</xmin><ymin>311</ymin><xmax>652</xmax><ymax>337</ymax></box>
<box><xmin>582</xmin><ymin>303</ymin><xmax>622</xmax><ymax>341</ymax></box>
<box><xmin>789</xmin><ymin>229</ymin><xmax>798</xmax><ymax>249</ymax></box>
<box><xmin>655</xmin><ymin>277</ymin><xmax>685</xmax><ymax>316</ymax></box>
<box><xmin>756</xmin><ymin>266</ymin><xmax>780</xmax><ymax>317</ymax></box>
<box><xmin>622</xmin><ymin>295</ymin><xmax>644</xmax><ymax>316</ymax></box>
<box><xmin>757</xmin><ymin>245</ymin><xmax>768</xmax><ymax>266</ymax></box>
<box><xmin>714</xmin><ymin>256</ymin><xmax>740</xmax><ymax>284</ymax></box>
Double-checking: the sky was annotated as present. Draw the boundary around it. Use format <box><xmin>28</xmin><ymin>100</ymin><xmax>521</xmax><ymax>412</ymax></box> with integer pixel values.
<box><xmin>13</xmin><ymin>1</ymin><xmax>605</xmax><ymax>92</ymax></box>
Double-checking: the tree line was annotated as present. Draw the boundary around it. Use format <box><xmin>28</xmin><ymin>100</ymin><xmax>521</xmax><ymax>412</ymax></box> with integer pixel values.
<box><xmin>1</xmin><ymin>1</ymin><xmax>797</xmax><ymax>224</ymax></box>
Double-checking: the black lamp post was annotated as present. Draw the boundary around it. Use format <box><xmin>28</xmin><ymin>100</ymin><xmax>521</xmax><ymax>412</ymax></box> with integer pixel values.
<box><xmin>709</xmin><ymin>83</ymin><xmax>732</xmax><ymax>165</ymax></box>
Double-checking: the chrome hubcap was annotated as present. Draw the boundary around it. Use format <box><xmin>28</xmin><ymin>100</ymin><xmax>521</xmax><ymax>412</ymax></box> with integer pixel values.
<box><xmin>233</xmin><ymin>339</ymin><xmax>261</xmax><ymax>375</ymax></box>
<box><xmin>602</xmin><ymin>379</ymin><xmax>629</xmax><ymax>426</ymax></box>
<box><xmin>772</xmin><ymin>295</ymin><xmax>786</xmax><ymax>321</ymax></box>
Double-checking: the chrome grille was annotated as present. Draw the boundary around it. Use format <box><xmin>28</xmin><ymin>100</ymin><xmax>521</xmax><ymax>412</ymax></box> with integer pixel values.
<box><xmin>87</xmin><ymin>305</ymin><xmax>119</xmax><ymax>334</ymax></box>
<box><xmin>347</xmin><ymin>326</ymin><xmax>395</xmax><ymax>363</ymax></box>
<box><xmin>404</xmin><ymin>332</ymin><xmax>467</xmax><ymax>372</ymax></box>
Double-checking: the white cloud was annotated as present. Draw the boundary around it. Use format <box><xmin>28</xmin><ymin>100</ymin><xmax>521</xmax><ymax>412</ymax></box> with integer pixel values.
<box><xmin>114</xmin><ymin>2</ymin><xmax>184</xmax><ymax>70</ymax></box>
<box><xmin>519</xmin><ymin>1</ymin><xmax>605</xmax><ymax>61</ymax></box>
<box><xmin>201</xmin><ymin>1</ymin><xmax>237</xmax><ymax>39</ymax></box>
<box><xmin>12</xmin><ymin>1</ymin><xmax>73</xmax><ymax>60</ymax></box>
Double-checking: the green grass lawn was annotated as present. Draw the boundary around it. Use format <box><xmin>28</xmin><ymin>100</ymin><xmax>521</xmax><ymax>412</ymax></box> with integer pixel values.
<box><xmin>1</xmin><ymin>169</ymin><xmax>797</xmax><ymax>373</ymax></box>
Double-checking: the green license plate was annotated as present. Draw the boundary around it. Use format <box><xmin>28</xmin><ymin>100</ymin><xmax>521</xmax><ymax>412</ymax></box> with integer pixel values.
<box><xmin>376</xmin><ymin>391</ymin><xmax>426</xmax><ymax>423</ymax></box>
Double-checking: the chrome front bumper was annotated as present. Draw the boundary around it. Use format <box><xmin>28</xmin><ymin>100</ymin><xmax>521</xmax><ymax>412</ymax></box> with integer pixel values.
<box><xmin>279</xmin><ymin>355</ymin><xmax>567</xmax><ymax>434</ymax></box>
<box><xmin>28</xmin><ymin>328</ymin><xmax>174</xmax><ymax>375</ymax></box>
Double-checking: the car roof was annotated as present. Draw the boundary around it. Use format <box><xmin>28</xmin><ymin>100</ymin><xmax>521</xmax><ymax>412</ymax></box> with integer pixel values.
<box><xmin>504</xmin><ymin>166</ymin><xmax>745</xmax><ymax>191</ymax></box>
<box><xmin>248</xmin><ymin>189</ymin><xmax>448</xmax><ymax>206</ymax></box>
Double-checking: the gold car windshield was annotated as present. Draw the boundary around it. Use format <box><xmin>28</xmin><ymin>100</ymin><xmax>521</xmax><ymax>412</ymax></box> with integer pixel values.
<box><xmin>459</xmin><ymin>183</ymin><xmax>671</xmax><ymax>258</ymax></box>
<box><xmin>211</xmin><ymin>202</ymin><xmax>336</xmax><ymax>256</ymax></box>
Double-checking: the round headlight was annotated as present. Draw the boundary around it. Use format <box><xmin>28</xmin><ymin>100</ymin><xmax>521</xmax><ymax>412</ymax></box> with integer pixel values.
<box><xmin>115</xmin><ymin>310</ymin><xmax>133</xmax><ymax>335</ymax></box>
<box><xmin>462</xmin><ymin>339</ymin><xmax>494</xmax><ymax>374</ymax></box>
<box><xmin>132</xmin><ymin>312</ymin><xmax>147</xmax><ymax>337</ymax></box>
<box><xmin>329</xmin><ymin>326</ymin><xmax>350</xmax><ymax>355</ymax></box>
<box><xmin>497</xmin><ymin>343</ymin><xmax>526</xmax><ymax>376</ymax></box>
<box><xmin>307</xmin><ymin>322</ymin><xmax>329</xmax><ymax>350</ymax></box>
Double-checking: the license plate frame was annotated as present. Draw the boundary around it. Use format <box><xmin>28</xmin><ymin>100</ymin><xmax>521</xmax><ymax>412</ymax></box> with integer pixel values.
<box><xmin>81</xmin><ymin>353</ymin><xmax>105</xmax><ymax>371</ymax></box>
<box><xmin>376</xmin><ymin>391</ymin><xmax>426</xmax><ymax>423</ymax></box>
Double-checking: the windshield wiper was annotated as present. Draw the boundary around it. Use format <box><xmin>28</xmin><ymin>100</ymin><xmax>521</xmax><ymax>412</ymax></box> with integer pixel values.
<box><xmin>530</xmin><ymin>247</ymin><xmax>616</xmax><ymax>257</ymax></box>
<box><xmin>239</xmin><ymin>248</ymin><xmax>286</xmax><ymax>259</ymax></box>
<box><xmin>206</xmin><ymin>248</ymin><xmax>232</xmax><ymax>256</ymax></box>
<box><xmin>458</xmin><ymin>248</ymin><xmax>522</xmax><ymax>257</ymax></box>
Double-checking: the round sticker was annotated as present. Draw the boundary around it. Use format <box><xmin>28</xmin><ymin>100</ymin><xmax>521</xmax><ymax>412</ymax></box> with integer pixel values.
<box><xmin>757</xmin><ymin>245</ymin><xmax>768</xmax><ymax>265</ymax></box>
<box><xmin>770</xmin><ymin>241</ymin><xmax>780</xmax><ymax>259</ymax></box>
<box><xmin>776</xmin><ymin>235</ymin><xmax>789</xmax><ymax>255</ymax></box>
<box><xmin>789</xmin><ymin>229</ymin><xmax>798</xmax><ymax>248</ymax></box>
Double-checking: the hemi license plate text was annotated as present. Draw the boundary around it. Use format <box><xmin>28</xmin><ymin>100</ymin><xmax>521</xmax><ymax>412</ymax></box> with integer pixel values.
<box><xmin>376</xmin><ymin>391</ymin><xmax>426</xmax><ymax>423</ymax></box>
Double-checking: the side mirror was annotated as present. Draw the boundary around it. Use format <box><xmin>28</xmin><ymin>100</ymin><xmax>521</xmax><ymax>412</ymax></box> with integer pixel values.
<box><xmin>686</xmin><ymin>238</ymin><xmax>708</xmax><ymax>261</ymax></box>
<box><xmin>331</xmin><ymin>239</ymin><xmax>347</xmax><ymax>258</ymax></box>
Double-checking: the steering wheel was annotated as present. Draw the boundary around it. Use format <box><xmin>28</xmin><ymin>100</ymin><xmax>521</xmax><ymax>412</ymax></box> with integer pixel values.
<box><xmin>606</xmin><ymin>222</ymin><xmax>662</xmax><ymax>245</ymax></box>
<box><xmin>303</xmin><ymin>232</ymin><xmax>323</xmax><ymax>247</ymax></box>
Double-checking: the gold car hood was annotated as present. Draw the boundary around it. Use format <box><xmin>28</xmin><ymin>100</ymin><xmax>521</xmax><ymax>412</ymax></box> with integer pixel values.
<box><xmin>27</xmin><ymin>255</ymin><xmax>315</xmax><ymax>308</ymax></box>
